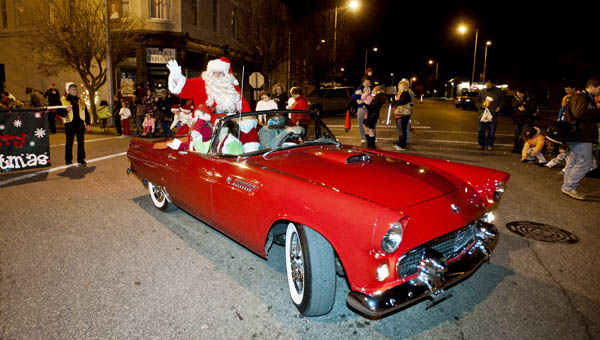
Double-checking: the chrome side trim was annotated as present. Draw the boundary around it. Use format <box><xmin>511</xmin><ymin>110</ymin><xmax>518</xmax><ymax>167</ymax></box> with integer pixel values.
<box><xmin>231</xmin><ymin>179</ymin><xmax>258</xmax><ymax>193</ymax></box>
<box><xmin>347</xmin><ymin>223</ymin><xmax>498</xmax><ymax>317</ymax></box>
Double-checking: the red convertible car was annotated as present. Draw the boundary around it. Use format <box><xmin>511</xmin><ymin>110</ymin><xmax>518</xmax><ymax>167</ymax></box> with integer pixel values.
<box><xmin>127</xmin><ymin>110</ymin><xmax>508</xmax><ymax>317</ymax></box>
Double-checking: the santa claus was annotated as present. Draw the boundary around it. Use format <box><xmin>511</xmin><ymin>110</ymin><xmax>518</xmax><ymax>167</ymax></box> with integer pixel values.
<box><xmin>166</xmin><ymin>57</ymin><xmax>250</xmax><ymax>120</ymax></box>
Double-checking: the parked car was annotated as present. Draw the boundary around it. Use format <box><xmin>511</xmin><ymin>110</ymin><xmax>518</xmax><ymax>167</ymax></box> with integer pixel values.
<box><xmin>306</xmin><ymin>86</ymin><xmax>355</xmax><ymax>116</ymax></box>
<box><xmin>127</xmin><ymin>110</ymin><xmax>509</xmax><ymax>317</ymax></box>
<box><xmin>454</xmin><ymin>91</ymin><xmax>479</xmax><ymax>110</ymax></box>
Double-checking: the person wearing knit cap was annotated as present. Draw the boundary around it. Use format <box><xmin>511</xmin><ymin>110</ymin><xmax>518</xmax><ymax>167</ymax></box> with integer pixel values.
<box><xmin>189</xmin><ymin>109</ymin><xmax>214</xmax><ymax>154</ymax></box>
<box><xmin>239</xmin><ymin>117</ymin><xmax>260</xmax><ymax>153</ymax></box>
<box><xmin>167</xmin><ymin>57</ymin><xmax>250</xmax><ymax>123</ymax></box>
<box><xmin>170</xmin><ymin>104</ymin><xmax>194</xmax><ymax>135</ymax></box>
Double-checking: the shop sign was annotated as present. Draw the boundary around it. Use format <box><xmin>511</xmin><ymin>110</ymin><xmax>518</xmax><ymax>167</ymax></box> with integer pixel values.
<box><xmin>146</xmin><ymin>48</ymin><xmax>176</xmax><ymax>64</ymax></box>
<box><xmin>120</xmin><ymin>77</ymin><xmax>135</xmax><ymax>98</ymax></box>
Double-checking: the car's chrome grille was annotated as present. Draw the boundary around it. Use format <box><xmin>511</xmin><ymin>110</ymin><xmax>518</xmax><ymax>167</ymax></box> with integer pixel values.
<box><xmin>231</xmin><ymin>179</ymin><xmax>258</xmax><ymax>193</ymax></box>
<box><xmin>396</xmin><ymin>223</ymin><xmax>477</xmax><ymax>278</ymax></box>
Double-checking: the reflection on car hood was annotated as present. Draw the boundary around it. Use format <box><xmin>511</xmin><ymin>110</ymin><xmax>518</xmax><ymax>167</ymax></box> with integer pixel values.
<box><xmin>251</xmin><ymin>146</ymin><xmax>463</xmax><ymax>210</ymax></box>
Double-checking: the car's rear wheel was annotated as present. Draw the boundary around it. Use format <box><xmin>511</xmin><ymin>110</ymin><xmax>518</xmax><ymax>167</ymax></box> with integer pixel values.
<box><xmin>148</xmin><ymin>181</ymin><xmax>177</xmax><ymax>212</ymax></box>
<box><xmin>285</xmin><ymin>223</ymin><xmax>336</xmax><ymax>316</ymax></box>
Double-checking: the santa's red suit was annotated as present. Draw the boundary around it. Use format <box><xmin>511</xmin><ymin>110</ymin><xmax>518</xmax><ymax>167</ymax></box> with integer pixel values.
<box><xmin>167</xmin><ymin>57</ymin><xmax>250</xmax><ymax>124</ymax></box>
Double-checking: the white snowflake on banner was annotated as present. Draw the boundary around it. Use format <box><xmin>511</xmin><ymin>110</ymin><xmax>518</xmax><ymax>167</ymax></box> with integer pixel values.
<box><xmin>13</xmin><ymin>119</ymin><xmax>22</xmax><ymax>128</ymax></box>
<box><xmin>30</xmin><ymin>141</ymin><xmax>35</xmax><ymax>147</ymax></box>
<box><xmin>34</xmin><ymin>128</ymin><xmax>46</xmax><ymax>138</ymax></box>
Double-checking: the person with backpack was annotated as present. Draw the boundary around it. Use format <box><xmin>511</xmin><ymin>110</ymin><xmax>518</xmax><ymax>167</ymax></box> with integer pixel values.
<box><xmin>561</xmin><ymin>77</ymin><xmax>600</xmax><ymax>200</ymax></box>
<box><xmin>510</xmin><ymin>89</ymin><xmax>537</xmax><ymax>153</ymax></box>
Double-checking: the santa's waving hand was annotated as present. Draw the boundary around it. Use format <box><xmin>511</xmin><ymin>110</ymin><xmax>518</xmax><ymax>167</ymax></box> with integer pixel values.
<box><xmin>166</xmin><ymin>57</ymin><xmax>250</xmax><ymax>118</ymax></box>
<box><xmin>167</xmin><ymin>60</ymin><xmax>186</xmax><ymax>94</ymax></box>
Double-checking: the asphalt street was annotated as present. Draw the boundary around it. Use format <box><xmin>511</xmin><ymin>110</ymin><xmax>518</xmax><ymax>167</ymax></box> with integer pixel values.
<box><xmin>1</xmin><ymin>99</ymin><xmax>599</xmax><ymax>340</ymax></box>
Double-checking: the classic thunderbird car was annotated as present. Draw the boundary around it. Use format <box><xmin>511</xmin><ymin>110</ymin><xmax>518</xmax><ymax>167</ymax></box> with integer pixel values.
<box><xmin>127</xmin><ymin>110</ymin><xmax>509</xmax><ymax>317</ymax></box>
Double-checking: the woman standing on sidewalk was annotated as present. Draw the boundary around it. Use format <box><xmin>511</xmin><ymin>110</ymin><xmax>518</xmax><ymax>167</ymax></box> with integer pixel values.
<box><xmin>392</xmin><ymin>80</ymin><xmax>412</xmax><ymax>151</ymax></box>
<box><xmin>352</xmin><ymin>76</ymin><xmax>372</xmax><ymax>143</ymax></box>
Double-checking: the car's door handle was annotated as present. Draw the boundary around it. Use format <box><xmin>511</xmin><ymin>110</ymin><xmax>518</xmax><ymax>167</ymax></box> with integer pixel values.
<box><xmin>168</xmin><ymin>154</ymin><xmax>177</xmax><ymax>160</ymax></box>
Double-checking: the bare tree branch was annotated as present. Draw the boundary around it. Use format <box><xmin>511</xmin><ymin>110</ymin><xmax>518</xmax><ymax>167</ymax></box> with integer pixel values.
<box><xmin>21</xmin><ymin>0</ymin><xmax>142</xmax><ymax>119</ymax></box>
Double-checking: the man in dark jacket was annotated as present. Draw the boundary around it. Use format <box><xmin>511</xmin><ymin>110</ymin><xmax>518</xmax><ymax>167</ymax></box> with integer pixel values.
<box><xmin>475</xmin><ymin>80</ymin><xmax>505</xmax><ymax>150</ymax></box>
<box><xmin>44</xmin><ymin>83</ymin><xmax>61</xmax><ymax>133</ymax></box>
<box><xmin>561</xmin><ymin>77</ymin><xmax>600</xmax><ymax>200</ymax></box>
<box><xmin>511</xmin><ymin>89</ymin><xmax>537</xmax><ymax>153</ymax></box>
<box><xmin>155</xmin><ymin>90</ymin><xmax>173</xmax><ymax>137</ymax></box>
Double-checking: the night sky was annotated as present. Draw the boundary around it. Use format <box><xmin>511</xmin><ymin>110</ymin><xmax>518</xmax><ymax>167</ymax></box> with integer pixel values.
<box><xmin>286</xmin><ymin>0</ymin><xmax>598</xmax><ymax>96</ymax></box>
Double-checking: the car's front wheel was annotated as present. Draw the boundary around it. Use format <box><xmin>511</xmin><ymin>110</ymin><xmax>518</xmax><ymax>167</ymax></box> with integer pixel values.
<box><xmin>148</xmin><ymin>181</ymin><xmax>178</xmax><ymax>212</ymax></box>
<box><xmin>285</xmin><ymin>223</ymin><xmax>336</xmax><ymax>316</ymax></box>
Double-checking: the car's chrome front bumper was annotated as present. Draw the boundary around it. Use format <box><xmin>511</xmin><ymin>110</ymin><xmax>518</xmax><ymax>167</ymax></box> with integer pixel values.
<box><xmin>347</xmin><ymin>222</ymin><xmax>498</xmax><ymax>317</ymax></box>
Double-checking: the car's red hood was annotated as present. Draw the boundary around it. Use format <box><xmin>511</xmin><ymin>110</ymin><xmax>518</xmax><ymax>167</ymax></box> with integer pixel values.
<box><xmin>251</xmin><ymin>146</ymin><xmax>464</xmax><ymax>210</ymax></box>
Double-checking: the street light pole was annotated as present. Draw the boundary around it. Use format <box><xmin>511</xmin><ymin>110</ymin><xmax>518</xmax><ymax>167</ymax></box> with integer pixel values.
<box><xmin>471</xmin><ymin>28</ymin><xmax>478</xmax><ymax>85</ymax></box>
<box><xmin>458</xmin><ymin>25</ymin><xmax>479</xmax><ymax>86</ymax></box>
<box><xmin>483</xmin><ymin>41</ymin><xmax>491</xmax><ymax>83</ymax></box>
<box><xmin>429</xmin><ymin>60</ymin><xmax>439</xmax><ymax>81</ymax></box>
<box><xmin>104</xmin><ymin>0</ymin><xmax>115</xmax><ymax>114</ymax></box>
<box><xmin>333</xmin><ymin>5</ymin><xmax>338</xmax><ymax>87</ymax></box>
<box><xmin>364</xmin><ymin>47</ymin><xmax>377</xmax><ymax>73</ymax></box>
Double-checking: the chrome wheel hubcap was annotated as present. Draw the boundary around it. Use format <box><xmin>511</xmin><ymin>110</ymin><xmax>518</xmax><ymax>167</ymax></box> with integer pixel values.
<box><xmin>289</xmin><ymin>231</ymin><xmax>304</xmax><ymax>295</ymax></box>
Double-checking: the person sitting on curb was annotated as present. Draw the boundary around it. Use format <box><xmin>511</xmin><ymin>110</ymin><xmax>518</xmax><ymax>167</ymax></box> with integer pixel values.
<box><xmin>520</xmin><ymin>126</ymin><xmax>547</xmax><ymax>165</ymax></box>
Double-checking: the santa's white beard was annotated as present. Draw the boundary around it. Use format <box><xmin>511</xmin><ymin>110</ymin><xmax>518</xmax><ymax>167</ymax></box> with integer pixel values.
<box><xmin>203</xmin><ymin>72</ymin><xmax>242</xmax><ymax>114</ymax></box>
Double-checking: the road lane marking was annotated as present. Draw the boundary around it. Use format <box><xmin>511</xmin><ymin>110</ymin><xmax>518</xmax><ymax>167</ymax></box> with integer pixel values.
<box><xmin>0</xmin><ymin>152</ymin><xmax>127</xmax><ymax>187</ymax></box>
<box><xmin>335</xmin><ymin>135</ymin><xmax>513</xmax><ymax>147</ymax></box>
<box><xmin>327</xmin><ymin>125</ymin><xmax>431</xmax><ymax>129</ymax></box>
<box><xmin>51</xmin><ymin>135</ymin><xmax>127</xmax><ymax>148</ymax></box>
<box><xmin>328</xmin><ymin>126</ymin><xmax>511</xmax><ymax>136</ymax></box>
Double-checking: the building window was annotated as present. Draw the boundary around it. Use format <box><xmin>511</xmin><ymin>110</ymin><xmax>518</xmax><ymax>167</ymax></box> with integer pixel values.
<box><xmin>191</xmin><ymin>0</ymin><xmax>198</xmax><ymax>26</ymax></box>
<box><xmin>0</xmin><ymin>0</ymin><xmax>7</xmax><ymax>30</ymax></box>
<box><xmin>231</xmin><ymin>4</ymin><xmax>237</xmax><ymax>38</ymax></box>
<box><xmin>121</xmin><ymin>0</ymin><xmax>129</xmax><ymax>15</ymax></box>
<box><xmin>212</xmin><ymin>0</ymin><xmax>217</xmax><ymax>32</ymax></box>
<box><xmin>150</xmin><ymin>0</ymin><xmax>169</xmax><ymax>19</ymax></box>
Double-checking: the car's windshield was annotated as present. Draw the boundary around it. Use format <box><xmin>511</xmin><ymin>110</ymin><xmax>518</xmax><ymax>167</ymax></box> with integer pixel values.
<box><xmin>209</xmin><ymin>110</ymin><xmax>338</xmax><ymax>157</ymax></box>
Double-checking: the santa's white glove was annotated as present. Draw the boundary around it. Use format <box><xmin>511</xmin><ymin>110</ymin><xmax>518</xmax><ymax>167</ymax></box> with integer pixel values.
<box><xmin>167</xmin><ymin>60</ymin><xmax>186</xmax><ymax>95</ymax></box>
<box><xmin>286</xmin><ymin>126</ymin><xmax>305</xmax><ymax>135</ymax></box>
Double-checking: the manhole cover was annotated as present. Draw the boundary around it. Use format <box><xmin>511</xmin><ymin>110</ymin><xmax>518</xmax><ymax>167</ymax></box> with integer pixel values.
<box><xmin>505</xmin><ymin>221</ymin><xmax>578</xmax><ymax>244</ymax></box>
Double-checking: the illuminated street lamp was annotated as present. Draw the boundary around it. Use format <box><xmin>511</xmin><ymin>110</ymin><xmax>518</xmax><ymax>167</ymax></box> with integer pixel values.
<box><xmin>458</xmin><ymin>24</ymin><xmax>479</xmax><ymax>85</ymax></box>
<box><xmin>483</xmin><ymin>41</ymin><xmax>492</xmax><ymax>83</ymax></box>
<box><xmin>364</xmin><ymin>47</ymin><xmax>378</xmax><ymax>73</ymax></box>
<box><xmin>428</xmin><ymin>59</ymin><xmax>439</xmax><ymax>81</ymax></box>
<box><xmin>333</xmin><ymin>0</ymin><xmax>359</xmax><ymax>85</ymax></box>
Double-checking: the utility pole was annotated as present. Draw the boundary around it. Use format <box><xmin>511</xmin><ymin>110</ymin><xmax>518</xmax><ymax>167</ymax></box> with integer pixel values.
<box><xmin>104</xmin><ymin>0</ymin><xmax>115</xmax><ymax>115</ymax></box>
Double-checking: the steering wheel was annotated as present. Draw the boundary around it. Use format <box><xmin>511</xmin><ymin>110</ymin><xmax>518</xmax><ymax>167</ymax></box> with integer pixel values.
<box><xmin>280</xmin><ymin>132</ymin><xmax>304</xmax><ymax>147</ymax></box>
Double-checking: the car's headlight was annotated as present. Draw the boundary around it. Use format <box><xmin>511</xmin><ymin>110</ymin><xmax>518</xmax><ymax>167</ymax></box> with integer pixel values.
<box><xmin>482</xmin><ymin>211</ymin><xmax>495</xmax><ymax>223</ymax></box>
<box><xmin>493</xmin><ymin>181</ymin><xmax>505</xmax><ymax>201</ymax></box>
<box><xmin>381</xmin><ymin>222</ymin><xmax>403</xmax><ymax>253</ymax></box>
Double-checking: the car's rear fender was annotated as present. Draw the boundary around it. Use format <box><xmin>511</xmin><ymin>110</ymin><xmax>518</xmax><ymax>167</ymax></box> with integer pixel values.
<box><xmin>127</xmin><ymin>139</ymin><xmax>168</xmax><ymax>187</ymax></box>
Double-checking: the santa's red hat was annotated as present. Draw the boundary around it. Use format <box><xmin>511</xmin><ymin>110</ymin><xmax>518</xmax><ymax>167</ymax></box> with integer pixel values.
<box><xmin>171</xmin><ymin>104</ymin><xmax>180</xmax><ymax>113</ymax></box>
<box><xmin>207</xmin><ymin>57</ymin><xmax>232</xmax><ymax>74</ymax></box>
<box><xmin>181</xmin><ymin>104</ymin><xmax>192</xmax><ymax>113</ymax></box>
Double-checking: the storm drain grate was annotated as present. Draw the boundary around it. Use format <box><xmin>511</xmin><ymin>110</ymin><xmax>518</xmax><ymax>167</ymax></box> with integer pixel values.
<box><xmin>505</xmin><ymin>221</ymin><xmax>578</xmax><ymax>244</ymax></box>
